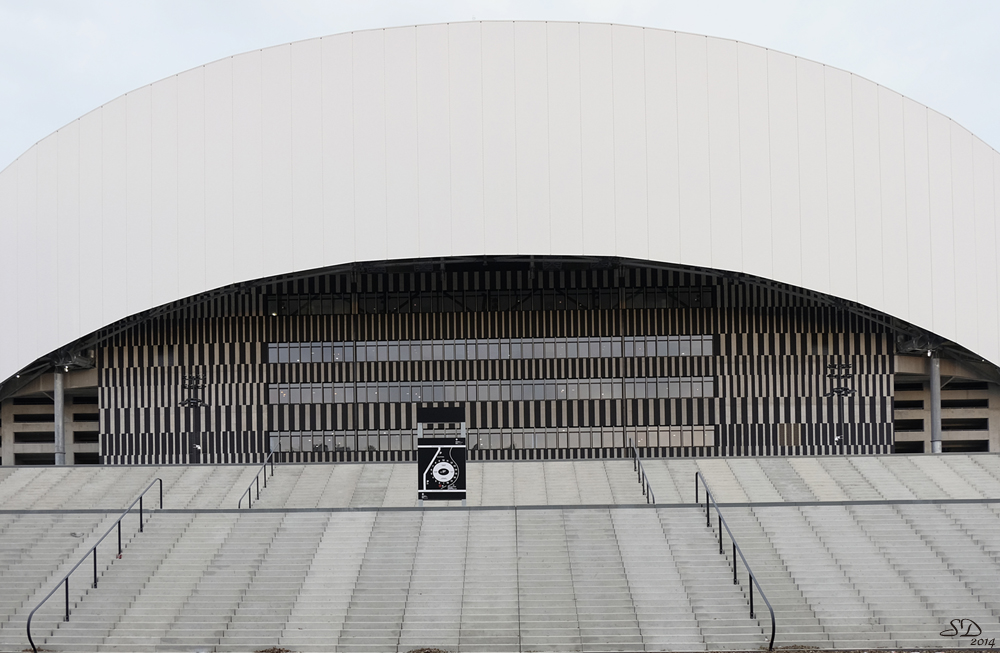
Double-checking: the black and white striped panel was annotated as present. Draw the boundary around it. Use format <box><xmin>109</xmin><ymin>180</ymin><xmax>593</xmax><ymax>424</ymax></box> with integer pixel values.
<box><xmin>99</xmin><ymin>266</ymin><xmax>894</xmax><ymax>464</ymax></box>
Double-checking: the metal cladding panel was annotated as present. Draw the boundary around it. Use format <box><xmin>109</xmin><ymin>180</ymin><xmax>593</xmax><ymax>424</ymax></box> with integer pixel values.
<box><xmin>973</xmin><ymin>137</ymin><xmax>999</xmax><ymax>363</ymax></box>
<box><xmin>35</xmin><ymin>135</ymin><xmax>59</xmax><ymax>355</ymax></box>
<box><xmin>204</xmin><ymin>57</ymin><xmax>236</xmax><ymax>292</ymax></box>
<box><xmin>232</xmin><ymin>50</ymin><xmax>265</xmax><ymax>284</ymax></box>
<box><xmin>56</xmin><ymin>122</ymin><xmax>82</xmax><ymax>345</ymax></box>
<box><xmin>352</xmin><ymin>30</ymin><xmax>388</xmax><ymax>263</ymax></box>
<box><xmin>852</xmin><ymin>75</ymin><xmax>884</xmax><ymax>311</ymax></box>
<box><xmin>995</xmin><ymin>155</ymin><xmax>1000</xmax><ymax>362</ymax></box>
<box><xmin>644</xmin><ymin>28</ymin><xmax>681</xmax><ymax>265</ymax></box>
<box><xmin>417</xmin><ymin>24</ymin><xmax>454</xmax><ymax>259</ymax></box>
<box><xmin>823</xmin><ymin>65</ymin><xmax>859</xmax><ymax>303</ymax></box>
<box><xmin>796</xmin><ymin>57</ymin><xmax>830</xmax><ymax>294</ymax></box>
<box><xmin>150</xmin><ymin>75</ymin><xmax>180</xmax><ymax>308</ymax></box>
<box><xmin>261</xmin><ymin>45</ymin><xmax>294</xmax><ymax>280</ymax></box>
<box><xmin>514</xmin><ymin>22</ymin><xmax>550</xmax><ymax>256</ymax></box>
<box><xmin>125</xmin><ymin>85</ymin><xmax>154</xmax><ymax>316</ymax></box>
<box><xmin>448</xmin><ymin>22</ymin><xmax>486</xmax><ymax>255</ymax></box>
<box><xmin>384</xmin><ymin>27</ymin><xmax>419</xmax><ymax>261</ymax></box>
<box><xmin>481</xmin><ymin>22</ymin><xmax>517</xmax><ymax>256</ymax></box>
<box><xmin>952</xmin><ymin>123</ymin><xmax>979</xmax><ymax>350</ymax></box>
<box><xmin>175</xmin><ymin>66</ymin><xmax>207</xmax><ymax>301</ymax></box>
<box><xmin>547</xmin><ymin>22</ymin><xmax>583</xmax><ymax>255</ymax></box>
<box><xmin>4</xmin><ymin>20</ymin><xmax>1000</xmax><ymax>382</ymax></box>
<box><xmin>579</xmin><ymin>23</ymin><xmax>616</xmax><ymax>257</ymax></box>
<box><xmin>101</xmin><ymin>97</ymin><xmax>129</xmax><ymax>329</ymax></box>
<box><xmin>705</xmin><ymin>36</ymin><xmax>740</xmax><ymax>271</ymax></box>
<box><xmin>291</xmin><ymin>38</ymin><xmax>325</xmax><ymax>272</ymax></box>
<box><xmin>321</xmin><ymin>35</ymin><xmax>354</xmax><ymax>265</ymax></box>
<box><xmin>737</xmin><ymin>41</ymin><xmax>772</xmax><ymax>281</ymax></box>
<box><xmin>16</xmin><ymin>145</ymin><xmax>39</xmax><ymax>364</ymax></box>
<box><xmin>768</xmin><ymin>49</ymin><xmax>802</xmax><ymax>288</ymax></box>
<box><xmin>927</xmin><ymin>110</ymin><xmax>958</xmax><ymax>338</ymax></box>
<box><xmin>675</xmin><ymin>32</ymin><xmax>711</xmax><ymax>269</ymax></box>
<box><xmin>612</xmin><ymin>24</ymin><xmax>650</xmax><ymax>261</ymax></box>
<box><xmin>877</xmin><ymin>86</ymin><xmax>909</xmax><ymax>321</ymax></box>
<box><xmin>78</xmin><ymin>110</ymin><xmax>105</xmax><ymax>337</ymax></box>
<box><xmin>0</xmin><ymin>155</ymin><xmax>16</xmax><ymax>374</ymax></box>
<box><xmin>902</xmin><ymin>97</ymin><xmax>934</xmax><ymax>328</ymax></box>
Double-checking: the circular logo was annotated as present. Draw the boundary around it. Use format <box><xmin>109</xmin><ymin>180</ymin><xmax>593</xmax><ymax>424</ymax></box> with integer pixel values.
<box><xmin>432</xmin><ymin>461</ymin><xmax>457</xmax><ymax>484</ymax></box>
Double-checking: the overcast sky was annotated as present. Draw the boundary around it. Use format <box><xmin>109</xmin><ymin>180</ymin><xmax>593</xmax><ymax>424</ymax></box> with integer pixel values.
<box><xmin>1</xmin><ymin>0</ymin><xmax>997</xmax><ymax>171</ymax></box>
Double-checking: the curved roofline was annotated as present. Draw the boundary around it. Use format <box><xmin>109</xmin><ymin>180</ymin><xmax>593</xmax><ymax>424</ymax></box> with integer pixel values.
<box><xmin>4</xmin><ymin>19</ymin><xmax>996</xmax><ymax>178</ymax></box>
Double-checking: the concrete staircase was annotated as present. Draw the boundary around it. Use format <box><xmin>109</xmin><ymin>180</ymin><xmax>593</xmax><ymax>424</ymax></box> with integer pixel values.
<box><xmin>1</xmin><ymin>452</ymin><xmax>999</xmax><ymax>651</ymax></box>
<box><xmin>7</xmin><ymin>507</ymin><xmax>770</xmax><ymax>652</ymax></box>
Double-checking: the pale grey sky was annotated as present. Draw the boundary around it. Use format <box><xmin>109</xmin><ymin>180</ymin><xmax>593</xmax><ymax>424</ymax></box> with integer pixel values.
<box><xmin>1</xmin><ymin>0</ymin><xmax>997</xmax><ymax>171</ymax></box>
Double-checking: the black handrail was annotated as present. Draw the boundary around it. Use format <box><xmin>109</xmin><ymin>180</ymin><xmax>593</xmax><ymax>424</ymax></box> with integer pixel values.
<box><xmin>26</xmin><ymin>478</ymin><xmax>163</xmax><ymax>653</ymax></box>
<box><xmin>238</xmin><ymin>449</ymin><xmax>276</xmax><ymax>509</ymax></box>
<box><xmin>695</xmin><ymin>471</ymin><xmax>775</xmax><ymax>650</ymax></box>
<box><xmin>627</xmin><ymin>438</ymin><xmax>656</xmax><ymax>504</ymax></box>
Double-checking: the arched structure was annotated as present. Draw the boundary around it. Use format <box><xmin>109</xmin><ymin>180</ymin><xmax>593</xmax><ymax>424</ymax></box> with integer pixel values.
<box><xmin>2</xmin><ymin>22</ymin><xmax>998</xmax><ymax>465</ymax></box>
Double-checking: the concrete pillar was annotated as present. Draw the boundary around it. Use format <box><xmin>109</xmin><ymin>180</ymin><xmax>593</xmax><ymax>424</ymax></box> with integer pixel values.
<box><xmin>54</xmin><ymin>369</ymin><xmax>65</xmax><ymax>465</ymax></box>
<box><xmin>929</xmin><ymin>355</ymin><xmax>942</xmax><ymax>453</ymax></box>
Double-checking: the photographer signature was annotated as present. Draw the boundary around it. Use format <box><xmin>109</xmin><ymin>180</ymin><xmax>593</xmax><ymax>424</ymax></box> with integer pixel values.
<box><xmin>941</xmin><ymin>618</ymin><xmax>993</xmax><ymax>647</ymax></box>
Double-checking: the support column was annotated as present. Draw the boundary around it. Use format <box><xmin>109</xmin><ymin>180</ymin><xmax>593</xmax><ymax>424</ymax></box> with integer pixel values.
<box><xmin>54</xmin><ymin>369</ymin><xmax>66</xmax><ymax>465</ymax></box>
<box><xmin>929</xmin><ymin>355</ymin><xmax>942</xmax><ymax>453</ymax></box>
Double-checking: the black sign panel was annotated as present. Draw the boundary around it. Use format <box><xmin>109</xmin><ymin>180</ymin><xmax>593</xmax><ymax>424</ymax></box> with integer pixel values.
<box><xmin>417</xmin><ymin>437</ymin><xmax>466</xmax><ymax>501</ymax></box>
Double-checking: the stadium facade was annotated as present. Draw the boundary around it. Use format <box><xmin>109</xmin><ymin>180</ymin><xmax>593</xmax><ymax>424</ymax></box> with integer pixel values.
<box><xmin>1</xmin><ymin>21</ymin><xmax>999</xmax><ymax>466</ymax></box>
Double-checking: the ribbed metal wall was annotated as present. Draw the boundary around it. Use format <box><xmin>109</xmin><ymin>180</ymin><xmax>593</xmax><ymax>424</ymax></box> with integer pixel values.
<box><xmin>100</xmin><ymin>264</ymin><xmax>893</xmax><ymax>464</ymax></box>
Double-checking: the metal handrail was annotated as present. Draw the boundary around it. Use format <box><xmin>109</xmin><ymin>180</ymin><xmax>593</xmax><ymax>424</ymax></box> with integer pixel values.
<box><xmin>627</xmin><ymin>438</ymin><xmax>655</xmax><ymax>504</ymax></box>
<box><xmin>695</xmin><ymin>471</ymin><xmax>776</xmax><ymax>650</ymax></box>
<box><xmin>26</xmin><ymin>478</ymin><xmax>163</xmax><ymax>653</ymax></box>
<box><xmin>238</xmin><ymin>449</ymin><xmax>276</xmax><ymax>509</ymax></box>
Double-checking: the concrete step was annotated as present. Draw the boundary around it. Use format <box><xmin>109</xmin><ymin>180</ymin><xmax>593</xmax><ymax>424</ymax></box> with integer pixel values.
<box><xmin>5</xmin><ymin>455</ymin><xmax>1000</xmax><ymax>651</ymax></box>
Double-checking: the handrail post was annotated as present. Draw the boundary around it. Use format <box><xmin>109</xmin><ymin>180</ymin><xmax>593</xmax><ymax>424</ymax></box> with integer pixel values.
<box><xmin>139</xmin><ymin>496</ymin><xmax>143</xmax><ymax>533</ymax></box>
<box><xmin>256</xmin><ymin>474</ymin><xmax>260</xmax><ymax>500</ymax></box>
<box><xmin>769</xmin><ymin>606</ymin><xmax>775</xmax><ymax>650</ymax></box>
<box><xmin>93</xmin><ymin>548</ymin><xmax>97</xmax><ymax>588</ymax></box>
<box><xmin>695</xmin><ymin>472</ymin><xmax>699</xmax><ymax>504</ymax></box>
<box><xmin>733</xmin><ymin>541</ymin><xmax>737</xmax><ymax>584</ymax></box>
<box><xmin>159</xmin><ymin>478</ymin><xmax>163</xmax><ymax>509</ymax></box>
<box><xmin>117</xmin><ymin>520</ymin><xmax>122</xmax><ymax>558</ymax></box>
<box><xmin>718</xmin><ymin>511</ymin><xmax>723</xmax><ymax>553</ymax></box>
<box><xmin>27</xmin><ymin>613</ymin><xmax>36</xmax><ymax>653</ymax></box>
<box><xmin>749</xmin><ymin>575</ymin><xmax>755</xmax><ymax>618</ymax></box>
<box><xmin>64</xmin><ymin>578</ymin><xmax>69</xmax><ymax>621</ymax></box>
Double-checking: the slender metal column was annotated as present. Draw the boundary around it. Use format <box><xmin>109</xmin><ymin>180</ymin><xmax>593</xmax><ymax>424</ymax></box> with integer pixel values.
<box><xmin>54</xmin><ymin>369</ymin><xmax>65</xmax><ymax>465</ymax></box>
<box><xmin>929</xmin><ymin>354</ymin><xmax>942</xmax><ymax>453</ymax></box>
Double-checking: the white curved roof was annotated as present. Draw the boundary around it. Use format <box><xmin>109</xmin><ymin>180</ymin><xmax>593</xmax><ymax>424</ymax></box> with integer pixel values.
<box><xmin>2</xmin><ymin>21</ymin><xmax>999</xmax><ymax>381</ymax></box>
